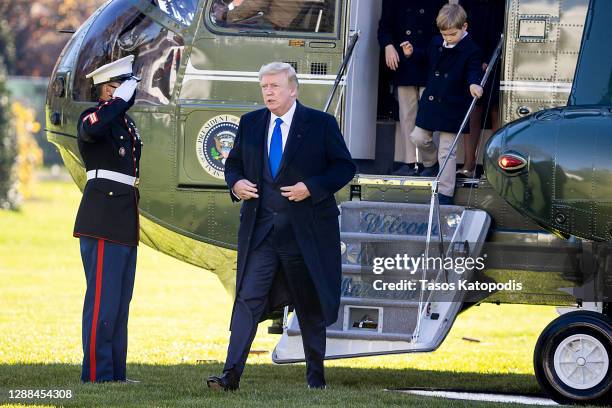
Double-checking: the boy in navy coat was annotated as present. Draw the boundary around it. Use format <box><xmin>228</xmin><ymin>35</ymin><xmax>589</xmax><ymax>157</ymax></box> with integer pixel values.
<box><xmin>401</xmin><ymin>3</ymin><xmax>483</xmax><ymax>203</ymax></box>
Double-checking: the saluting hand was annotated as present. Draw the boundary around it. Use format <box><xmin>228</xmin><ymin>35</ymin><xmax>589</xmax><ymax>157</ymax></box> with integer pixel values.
<box><xmin>384</xmin><ymin>44</ymin><xmax>400</xmax><ymax>70</ymax></box>
<box><xmin>281</xmin><ymin>182</ymin><xmax>310</xmax><ymax>202</ymax></box>
<box><xmin>233</xmin><ymin>179</ymin><xmax>258</xmax><ymax>200</ymax></box>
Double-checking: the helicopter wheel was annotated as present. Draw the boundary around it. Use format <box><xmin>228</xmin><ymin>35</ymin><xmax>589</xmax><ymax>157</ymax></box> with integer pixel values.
<box><xmin>534</xmin><ymin>311</ymin><xmax>612</xmax><ymax>405</ymax></box>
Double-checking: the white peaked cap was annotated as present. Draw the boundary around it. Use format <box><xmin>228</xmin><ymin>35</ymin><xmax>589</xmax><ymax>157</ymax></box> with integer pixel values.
<box><xmin>85</xmin><ymin>55</ymin><xmax>135</xmax><ymax>85</ymax></box>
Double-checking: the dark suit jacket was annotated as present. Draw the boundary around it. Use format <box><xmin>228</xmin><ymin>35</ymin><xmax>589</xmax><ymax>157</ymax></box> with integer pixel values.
<box><xmin>74</xmin><ymin>98</ymin><xmax>142</xmax><ymax>246</ymax></box>
<box><xmin>224</xmin><ymin>101</ymin><xmax>356</xmax><ymax>326</ymax></box>
<box><xmin>415</xmin><ymin>34</ymin><xmax>482</xmax><ymax>133</ymax></box>
<box><xmin>377</xmin><ymin>0</ymin><xmax>447</xmax><ymax>86</ymax></box>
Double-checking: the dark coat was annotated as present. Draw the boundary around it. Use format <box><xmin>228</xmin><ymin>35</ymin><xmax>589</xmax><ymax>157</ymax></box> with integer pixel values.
<box><xmin>415</xmin><ymin>34</ymin><xmax>483</xmax><ymax>133</ymax></box>
<box><xmin>460</xmin><ymin>0</ymin><xmax>505</xmax><ymax>64</ymax></box>
<box><xmin>377</xmin><ymin>0</ymin><xmax>447</xmax><ymax>86</ymax></box>
<box><xmin>224</xmin><ymin>101</ymin><xmax>356</xmax><ymax>326</ymax></box>
<box><xmin>460</xmin><ymin>0</ymin><xmax>505</xmax><ymax>106</ymax></box>
<box><xmin>74</xmin><ymin>97</ymin><xmax>142</xmax><ymax>246</ymax></box>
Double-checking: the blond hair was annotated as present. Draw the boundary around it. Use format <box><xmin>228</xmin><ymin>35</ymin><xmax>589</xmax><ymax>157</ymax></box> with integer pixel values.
<box><xmin>436</xmin><ymin>4</ymin><xmax>467</xmax><ymax>31</ymax></box>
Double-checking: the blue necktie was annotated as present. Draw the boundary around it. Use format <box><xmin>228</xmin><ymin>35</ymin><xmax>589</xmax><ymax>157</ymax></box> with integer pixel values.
<box><xmin>269</xmin><ymin>117</ymin><xmax>283</xmax><ymax>178</ymax></box>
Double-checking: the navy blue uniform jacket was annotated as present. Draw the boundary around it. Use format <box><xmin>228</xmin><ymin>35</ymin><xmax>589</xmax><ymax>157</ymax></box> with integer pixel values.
<box><xmin>74</xmin><ymin>97</ymin><xmax>142</xmax><ymax>246</ymax></box>
<box><xmin>224</xmin><ymin>101</ymin><xmax>356</xmax><ymax>326</ymax></box>
<box><xmin>415</xmin><ymin>34</ymin><xmax>482</xmax><ymax>133</ymax></box>
<box><xmin>377</xmin><ymin>0</ymin><xmax>447</xmax><ymax>86</ymax></box>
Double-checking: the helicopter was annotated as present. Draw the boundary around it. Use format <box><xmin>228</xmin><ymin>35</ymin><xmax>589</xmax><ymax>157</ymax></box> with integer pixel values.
<box><xmin>45</xmin><ymin>0</ymin><xmax>611</xmax><ymax>404</ymax></box>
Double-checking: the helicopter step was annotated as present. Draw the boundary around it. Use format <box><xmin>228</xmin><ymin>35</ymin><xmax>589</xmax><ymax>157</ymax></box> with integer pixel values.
<box><xmin>272</xmin><ymin>201</ymin><xmax>491</xmax><ymax>363</ymax></box>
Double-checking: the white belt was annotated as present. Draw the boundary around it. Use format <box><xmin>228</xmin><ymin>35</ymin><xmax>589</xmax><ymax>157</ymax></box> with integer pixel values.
<box><xmin>86</xmin><ymin>169</ymin><xmax>139</xmax><ymax>187</ymax></box>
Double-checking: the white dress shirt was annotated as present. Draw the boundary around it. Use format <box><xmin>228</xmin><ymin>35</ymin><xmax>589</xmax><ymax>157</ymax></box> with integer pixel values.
<box><xmin>443</xmin><ymin>31</ymin><xmax>468</xmax><ymax>49</ymax></box>
<box><xmin>267</xmin><ymin>101</ymin><xmax>296</xmax><ymax>155</ymax></box>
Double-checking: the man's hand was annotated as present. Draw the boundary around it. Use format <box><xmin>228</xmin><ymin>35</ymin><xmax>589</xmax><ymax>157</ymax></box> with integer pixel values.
<box><xmin>232</xmin><ymin>179</ymin><xmax>258</xmax><ymax>200</ymax></box>
<box><xmin>280</xmin><ymin>182</ymin><xmax>310</xmax><ymax>202</ymax></box>
<box><xmin>384</xmin><ymin>44</ymin><xmax>400</xmax><ymax>70</ymax></box>
<box><xmin>114</xmin><ymin>79</ymin><xmax>138</xmax><ymax>102</ymax></box>
<box><xmin>470</xmin><ymin>84</ymin><xmax>484</xmax><ymax>99</ymax></box>
<box><xmin>399</xmin><ymin>41</ymin><xmax>413</xmax><ymax>57</ymax></box>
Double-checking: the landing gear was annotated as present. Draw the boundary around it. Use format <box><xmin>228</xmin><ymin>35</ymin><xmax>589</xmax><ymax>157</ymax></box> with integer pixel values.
<box><xmin>534</xmin><ymin>311</ymin><xmax>611</xmax><ymax>405</ymax></box>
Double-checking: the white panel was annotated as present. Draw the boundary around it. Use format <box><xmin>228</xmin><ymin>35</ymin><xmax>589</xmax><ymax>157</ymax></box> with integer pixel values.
<box><xmin>344</xmin><ymin>0</ymin><xmax>381</xmax><ymax>159</ymax></box>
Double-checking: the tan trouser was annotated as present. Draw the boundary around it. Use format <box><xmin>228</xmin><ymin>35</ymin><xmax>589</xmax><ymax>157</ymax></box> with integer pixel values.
<box><xmin>394</xmin><ymin>86</ymin><xmax>425</xmax><ymax>163</ymax></box>
<box><xmin>410</xmin><ymin>126</ymin><xmax>457</xmax><ymax>197</ymax></box>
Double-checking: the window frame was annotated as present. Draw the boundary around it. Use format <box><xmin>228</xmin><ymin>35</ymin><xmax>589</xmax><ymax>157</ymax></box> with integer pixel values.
<box><xmin>203</xmin><ymin>0</ymin><xmax>343</xmax><ymax>40</ymax></box>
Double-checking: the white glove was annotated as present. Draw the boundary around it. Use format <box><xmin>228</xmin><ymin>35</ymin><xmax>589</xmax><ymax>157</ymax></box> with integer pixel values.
<box><xmin>113</xmin><ymin>79</ymin><xmax>138</xmax><ymax>102</ymax></box>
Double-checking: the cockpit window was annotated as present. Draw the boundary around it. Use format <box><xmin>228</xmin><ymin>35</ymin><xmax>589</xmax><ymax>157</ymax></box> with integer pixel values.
<box><xmin>73</xmin><ymin>1</ymin><xmax>184</xmax><ymax>105</ymax></box>
<box><xmin>154</xmin><ymin>0</ymin><xmax>199</xmax><ymax>26</ymax></box>
<box><xmin>209</xmin><ymin>0</ymin><xmax>337</xmax><ymax>34</ymax></box>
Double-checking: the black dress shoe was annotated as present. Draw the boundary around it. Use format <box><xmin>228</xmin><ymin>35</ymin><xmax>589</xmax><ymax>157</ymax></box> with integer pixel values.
<box><xmin>438</xmin><ymin>193</ymin><xmax>454</xmax><ymax>206</ymax></box>
<box><xmin>392</xmin><ymin>164</ymin><xmax>419</xmax><ymax>177</ymax></box>
<box><xmin>117</xmin><ymin>378</ymin><xmax>141</xmax><ymax>384</ymax></box>
<box><xmin>207</xmin><ymin>370</ymin><xmax>239</xmax><ymax>391</ymax></box>
<box><xmin>420</xmin><ymin>163</ymin><xmax>439</xmax><ymax>177</ymax></box>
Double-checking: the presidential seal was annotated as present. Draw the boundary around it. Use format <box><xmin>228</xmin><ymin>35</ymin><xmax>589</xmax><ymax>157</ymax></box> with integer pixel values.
<box><xmin>196</xmin><ymin>114</ymin><xmax>240</xmax><ymax>179</ymax></box>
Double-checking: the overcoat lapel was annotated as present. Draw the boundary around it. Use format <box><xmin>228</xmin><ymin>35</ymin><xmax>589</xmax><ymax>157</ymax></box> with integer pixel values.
<box><xmin>251</xmin><ymin>108</ymin><xmax>270</xmax><ymax>183</ymax></box>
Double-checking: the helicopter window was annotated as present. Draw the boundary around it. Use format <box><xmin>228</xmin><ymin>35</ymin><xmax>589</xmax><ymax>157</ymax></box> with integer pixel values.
<box><xmin>209</xmin><ymin>0</ymin><xmax>336</xmax><ymax>34</ymax></box>
<box><xmin>154</xmin><ymin>0</ymin><xmax>199</xmax><ymax>26</ymax></box>
<box><xmin>73</xmin><ymin>2</ymin><xmax>184</xmax><ymax>105</ymax></box>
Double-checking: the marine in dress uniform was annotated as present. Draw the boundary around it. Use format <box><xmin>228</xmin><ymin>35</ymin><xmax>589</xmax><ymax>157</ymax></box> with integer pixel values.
<box><xmin>73</xmin><ymin>55</ymin><xmax>142</xmax><ymax>383</ymax></box>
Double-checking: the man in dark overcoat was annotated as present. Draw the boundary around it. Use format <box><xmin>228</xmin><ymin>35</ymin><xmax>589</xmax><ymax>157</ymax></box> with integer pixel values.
<box><xmin>207</xmin><ymin>61</ymin><xmax>356</xmax><ymax>390</ymax></box>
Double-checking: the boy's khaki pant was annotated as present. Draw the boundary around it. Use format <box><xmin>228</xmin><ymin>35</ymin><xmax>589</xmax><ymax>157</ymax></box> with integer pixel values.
<box><xmin>394</xmin><ymin>86</ymin><xmax>425</xmax><ymax>164</ymax></box>
<box><xmin>410</xmin><ymin>126</ymin><xmax>457</xmax><ymax>197</ymax></box>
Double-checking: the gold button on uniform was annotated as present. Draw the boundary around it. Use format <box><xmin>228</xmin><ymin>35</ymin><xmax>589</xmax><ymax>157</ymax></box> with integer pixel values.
<box><xmin>109</xmin><ymin>191</ymin><xmax>114</xmax><ymax>196</ymax></box>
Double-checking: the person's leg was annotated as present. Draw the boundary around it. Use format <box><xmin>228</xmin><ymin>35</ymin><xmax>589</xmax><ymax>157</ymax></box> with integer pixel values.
<box><xmin>410</xmin><ymin>126</ymin><xmax>437</xmax><ymax>177</ymax></box>
<box><xmin>80</xmin><ymin>237</ymin><xmax>98</xmax><ymax>382</ymax></box>
<box><xmin>81</xmin><ymin>238</ymin><xmax>124</xmax><ymax>382</ymax></box>
<box><xmin>437</xmin><ymin>131</ymin><xmax>458</xmax><ymax>198</ymax></box>
<box><xmin>223</xmin><ymin>239</ymin><xmax>279</xmax><ymax>378</ymax></box>
<box><xmin>491</xmin><ymin>103</ymin><xmax>500</xmax><ymax>132</ymax></box>
<box><xmin>462</xmin><ymin>104</ymin><xmax>482</xmax><ymax>174</ymax></box>
<box><xmin>111</xmin><ymin>243</ymin><xmax>137</xmax><ymax>381</ymax></box>
<box><xmin>393</xmin><ymin>86</ymin><xmax>420</xmax><ymax>175</ymax></box>
<box><xmin>275</xmin><ymin>234</ymin><xmax>326</xmax><ymax>388</ymax></box>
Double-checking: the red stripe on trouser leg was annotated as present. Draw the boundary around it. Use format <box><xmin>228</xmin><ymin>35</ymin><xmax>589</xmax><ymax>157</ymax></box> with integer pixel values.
<box><xmin>90</xmin><ymin>239</ymin><xmax>105</xmax><ymax>382</ymax></box>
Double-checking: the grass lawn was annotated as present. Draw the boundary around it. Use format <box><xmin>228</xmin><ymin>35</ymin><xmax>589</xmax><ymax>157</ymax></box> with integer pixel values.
<box><xmin>0</xmin><ymin>177</ymin><xmax>574</xmax><ymax>407</ymax></box>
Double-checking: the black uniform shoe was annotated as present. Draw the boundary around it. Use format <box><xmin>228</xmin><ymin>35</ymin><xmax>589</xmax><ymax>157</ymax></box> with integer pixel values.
<box><xmin>419</xmin><ymin>163</ymin><xmax>439</xmax><ymax>177</ymax></box>
<box><xmin>392</xmin><ymin>164</ymin><xmax>419</xmax><ymax>177</ymax></box>
<box><xmin>118</xmin><ymin>378</ymin><xmax>141</xmax><ymax>384</ymax></box>
<box><xmin>207</xmin><ymin>370</ymin><xmax>240</xmax><ymax>391</ymax></box>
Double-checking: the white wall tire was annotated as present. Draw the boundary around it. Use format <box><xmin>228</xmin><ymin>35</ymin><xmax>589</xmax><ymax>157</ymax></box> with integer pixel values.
<box><xmin>534</xmin><ymin>311</ymin><xmax>612</xmax><ymax>405</ymax></box>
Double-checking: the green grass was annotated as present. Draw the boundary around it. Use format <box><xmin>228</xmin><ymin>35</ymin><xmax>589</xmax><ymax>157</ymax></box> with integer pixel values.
<box><xmin>0</xmin><ymin>178</ymin><xmax>568</xmax><ymax>407</ymax></box>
